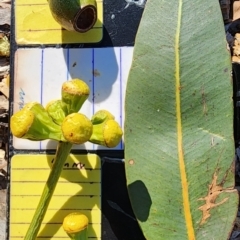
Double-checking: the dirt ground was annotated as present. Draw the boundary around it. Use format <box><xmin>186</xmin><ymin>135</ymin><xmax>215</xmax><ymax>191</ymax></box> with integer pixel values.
<box><xmin>0</xmin><ymin>154</ymin><xmax>8</xmax><ymax>240</ymax></box>
<box><xmin>0</xmin><ymin>0</ymin><xmax>11</xmax><ymax>239</ymax></box>
<box><xmin>0</xmin><ymin>189</ymin><xmax>6</xmax><ymax>239</ymax></box>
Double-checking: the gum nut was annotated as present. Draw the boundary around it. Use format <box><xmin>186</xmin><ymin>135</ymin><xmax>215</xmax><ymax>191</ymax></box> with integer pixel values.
<box><xmin>63</xmin><ymin>212</ymin><xmax>89</xmax><ymax>233</ymax></box>
<box><xmin>103</xmin><ymin>120</ymin><xmax>123</xmax><ymax>147</ymax></box>
<box><xmin>62</xmin><ymin>79</ymin><xmax>90</xmax><ymax>95</ymax></box>
<box><xmin>62</xmin><ymin>113</ymin><xmax>92</xmax><ymax>144</ymax></box>
<box><xmin>10</xmin><ymin>109</ymin><xmax>34</xmax><ymax>138</ymax></box>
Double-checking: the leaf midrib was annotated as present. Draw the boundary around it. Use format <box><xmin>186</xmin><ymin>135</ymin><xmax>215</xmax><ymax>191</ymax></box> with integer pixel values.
<box><xmin>175</xmin><ymin>1</ymin><xmax>195</xmax><ymax>239</ymax></box>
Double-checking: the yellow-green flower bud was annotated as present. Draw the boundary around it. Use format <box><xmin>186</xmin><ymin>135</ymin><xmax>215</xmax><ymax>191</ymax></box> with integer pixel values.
<box><xmin>91</xmin><ymin>110</ymin><xmax>114</xmax><ymax>124</ymax></box>
<box><xmin>46</xmin><ymin>100</ymin><xmax>66</xmax><ymax>125</ymax></box>
<box><xmin>10</xmin><ymin>108</ymin><xmax>34</xmax><ymax>138</ymax></box>
<box><xmin>89</xmin><ymin>119</ymin><xmax>123</xmax><ymax>148</ymax></box>
<box><xmin>63</xmin><ymin>212</ymin><xmax>88</xmax><ymax>240</ymax></box>
<box><xmin>61</xmin><ymin>113</ymin><xmax>93</xmax><ymax>144</ymax></box>
<box><xmin>10</xmin><ymin>102</ymin><xmax>65</xmax><ymax>141</ymax></box>
<box><xmin>62</xmin><ymin>79</ymin><xmax>90</xmax><ymax>115</ymax></box>
<box><xmin>103</xmin><ymin>120</ymin><xmax>123</xmax><ymax>147</ymax></box>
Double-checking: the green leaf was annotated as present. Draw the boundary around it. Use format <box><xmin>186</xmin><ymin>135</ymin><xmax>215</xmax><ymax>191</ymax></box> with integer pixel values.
<box><xmin>124</xmin><ymin>1</ymin><xmax>238</xmax><ymax>239</ymax></box>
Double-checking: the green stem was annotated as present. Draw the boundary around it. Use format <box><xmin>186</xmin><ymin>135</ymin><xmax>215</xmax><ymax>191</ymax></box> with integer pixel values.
<box><xmin>67</xmin><ymin>228</ymin><xmax>88</xmax><ymax>240</ymax></box>
<box><xmin>24</xmin><ymin>141</ymin><xmax>73</xmax><ymax>240</ymax></box>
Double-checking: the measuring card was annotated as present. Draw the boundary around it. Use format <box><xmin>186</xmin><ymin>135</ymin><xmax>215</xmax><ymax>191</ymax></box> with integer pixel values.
<box><xmin>10</xmin><ymin>154</ymin><xmax>101</xmax><ymax>239</ymax></box>
<box><xmin>9</xmin><ymin>0</ymin><xmax>145</xmax><ymax>239</ymax></box>
<box><xmin>15</xmin><ymin>0</ymin><xmax>103</xmax><ymax>44</ymax></box>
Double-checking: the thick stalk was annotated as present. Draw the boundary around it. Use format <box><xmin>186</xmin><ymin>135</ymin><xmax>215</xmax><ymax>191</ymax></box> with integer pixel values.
<box><xmin>24</xmin><ymin>141</ymin><xmax>73</xmax><ymax>240</ymax></box>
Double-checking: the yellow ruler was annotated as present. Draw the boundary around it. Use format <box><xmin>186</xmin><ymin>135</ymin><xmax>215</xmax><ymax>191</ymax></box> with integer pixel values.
<box><xmin>9</xmin><ymin>154</ymin><xmax>101</xmax><ymax>239</ymax></box>
<box><xmin>15</xmin><ymin>0</ymin><xmax>103</xmax><ymax>44</ymax></box>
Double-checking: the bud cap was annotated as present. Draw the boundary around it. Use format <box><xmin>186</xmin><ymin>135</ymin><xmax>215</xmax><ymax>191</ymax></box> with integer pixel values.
<box><xmin>61</xmin><ymin>113</ymin><xmax>93</xmax><ymax>144</ymax></box>
<box><xmin>63</xmin><ymin>212</ymin><xmax>89</xmax><ymax>234</ymax></box>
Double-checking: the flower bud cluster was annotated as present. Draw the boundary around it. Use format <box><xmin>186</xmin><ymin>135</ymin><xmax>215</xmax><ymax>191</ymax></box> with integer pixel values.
<box><xmin>10</xmin><ymin>79</ymin><xmax>123</xmax><ymax>147</ymax></box>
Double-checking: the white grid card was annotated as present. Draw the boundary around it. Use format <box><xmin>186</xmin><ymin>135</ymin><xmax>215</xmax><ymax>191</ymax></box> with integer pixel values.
<box><xmin>13</xmin><ymin>47</ymin><xmax>134</xmax><ymax>150</ymax></box>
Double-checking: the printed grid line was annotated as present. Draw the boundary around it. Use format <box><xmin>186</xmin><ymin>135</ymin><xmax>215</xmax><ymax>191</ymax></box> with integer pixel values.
<box><xmin>92</xmin><ymin>48</ymin><xmax>95</xmax><ymax>113</ymax></box>
<box><xmin>40</xmin><ymin>49</ymin><xmax>44</xmax><ymax>150</ymax></box>
<box><xmin>119</xmin><ymin>48</ymin><xmax>123</xmax><ymax>149</ymax></box>
<box><xmin>66</xmin><ymin>49</ymin><xmax>70</xmax><ymax>80</ymax></box>
<box><xmin>92</xmin><ymin>48</ymin><xmax>95</xmax><ymax>150</ymax></box>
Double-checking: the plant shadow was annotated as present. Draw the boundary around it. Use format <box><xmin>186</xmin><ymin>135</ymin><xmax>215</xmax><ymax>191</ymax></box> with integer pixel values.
<box><xmin>128</xmin><ymin>180</ymin><xmax>152</xmax><ymax>222</ymax></box>
<box><xmin>102</xmin><ymin>160</ymin><xmax>148</xmax><ymax>240</ymax></box>
<box><xmin>61</xmin><ymin>25</ymin><xmax>119</xmax><ymax>105</ymax></box>
<box><xmin>38</xmin><ymin>153</ymin><xmax>101</xmax><ymax>239</ymax></box>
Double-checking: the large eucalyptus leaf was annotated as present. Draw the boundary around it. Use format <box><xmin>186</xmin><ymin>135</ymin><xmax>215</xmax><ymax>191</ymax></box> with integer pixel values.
<box><xmin>124</xmin><ymin>0</ymin><xmax>238</xmax><ymax>239</ymax></box>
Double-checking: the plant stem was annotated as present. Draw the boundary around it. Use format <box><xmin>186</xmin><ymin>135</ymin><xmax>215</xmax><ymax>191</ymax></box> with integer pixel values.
<box><xmin>67</xmin><ymin>228</ymin><xmax>88</xmax><ymax>240</ymax></box>
<box><xmin>24</xmin><ymin>141</ymin><xmax>73</xmax><ymax>240</ymax></box>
